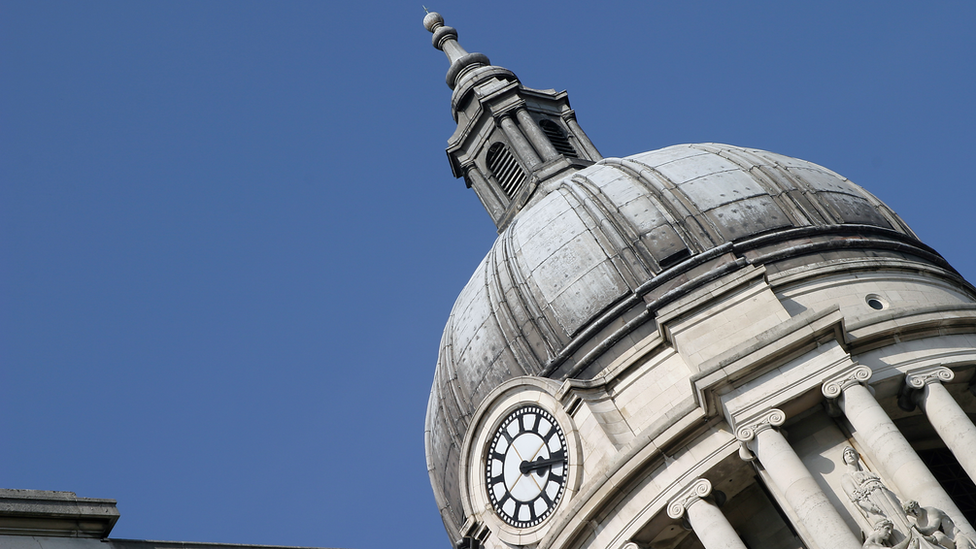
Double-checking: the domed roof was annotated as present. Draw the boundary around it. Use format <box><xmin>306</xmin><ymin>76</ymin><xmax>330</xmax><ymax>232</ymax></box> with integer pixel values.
<box><xmin>425</xmin><ymin>142</ymin><xmax>940</xmax><ymax>533</ymax></box>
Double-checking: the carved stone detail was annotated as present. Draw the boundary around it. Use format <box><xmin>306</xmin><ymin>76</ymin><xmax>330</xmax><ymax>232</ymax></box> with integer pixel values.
<box><xmin>840</xmin><ymin>446</ymin><xmax>911</xmax><ymax>536</ymax></box>
<box><xmin>823</xmin><ymin>365</ymin><xmax>873</xmax><ymax>399</ymax></box>
<box><xmin>735</xmin><ymin>409</ymin><xmax>786</xmax><ymax>462</ymax></box>
<box><xmin>905</xmin><ymin>366</ymin><xmax>955</xmax><ymax>389</ymax></box>
<box><xmin>667</xmin><ymin>478</ymin><xmax>713</xmax><ymax>519</ymax></box>
<box><xmin>904</xmin><ymin>500</ymin><xmax>976</xmax><ymax>549</ymax></box>
<box><xmin>734</xmin><ymin>409</ymin><xmax>786</xmax><ymax>443</ymax></box>
<box><xmin>862</xmin><ymin>519</ymin><xmax>923</xmax><ymax>549</ymax></box>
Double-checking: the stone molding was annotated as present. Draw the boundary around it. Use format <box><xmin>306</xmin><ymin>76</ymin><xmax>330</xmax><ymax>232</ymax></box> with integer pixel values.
<box><xmin>821</xmin><ymin>364</ymin><xmax>872</xmax><ymax>399</ymax></box>
<box><xmin>693</xmin><ymin>306</ymin><xmax>847</xmax><ymax>420</ymax></box>
<box><xmin>666</xmin><ymin>478</ymin><xmax>713</xmax><ymax>519</ymax></box>
<box><xmin>537</xmin><ymin>406</ymin><xmax>727</xmax><ymax>549</ymax></box>
<box><xmin>656</xmin><ymin>264</ymin><xmax>766</xmax><ymax>327</ymax></box>
<box><xmin>458</xmin><ymin>515</ymin><xmax>491</xmax><ymax>542</ymax></box>
<box><xmin>489</xmin><ymin>101</ymin><xmax>529</xmax><ymax>121</ymax></box>
<box><xmin>905</xmin><ymin>365</ymin><xmax>954</xmax><ymax>389</ymax></box>
<box><xmin>0</xmin><ymin>489</ymin><xmax>119</xmax><ymax>539</ymax></box>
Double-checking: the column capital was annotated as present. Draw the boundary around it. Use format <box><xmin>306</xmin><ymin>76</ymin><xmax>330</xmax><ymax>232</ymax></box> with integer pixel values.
<box><xmin>491</xmin><ymin>102</ymin><xmax>527</xmax><ymax>121</ymax></box>
<box><xmin>822</xmin><ymin>364</ymin><xmax>872</xmax><ymax>399</ymax></box>
<box><xmin>667</xmin><ymin>478</ymin><xmax>713</xmax><ymax>519</ymax></box>
<box><xmin>734</xmin><ymin>408</ymin><xmax>786</xmax><ymax>443</ymax></box>
<box><xmin>905</xmin><ymin>365</ymin><xmax>954</xmax><ymax>389</ymax></box>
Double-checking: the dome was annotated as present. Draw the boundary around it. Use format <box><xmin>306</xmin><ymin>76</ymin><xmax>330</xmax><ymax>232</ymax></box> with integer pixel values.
<box><xmin>425</xmin><ymin>142</ymin><xmax>952</xmax><ymax>533</ymax></box>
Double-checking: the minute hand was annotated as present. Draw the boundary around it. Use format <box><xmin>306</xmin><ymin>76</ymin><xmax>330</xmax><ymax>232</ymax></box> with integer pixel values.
<box><xmin>520</xmin><ymin>456</ymin><xmax>565</xmax><ymax>475</ymax></box>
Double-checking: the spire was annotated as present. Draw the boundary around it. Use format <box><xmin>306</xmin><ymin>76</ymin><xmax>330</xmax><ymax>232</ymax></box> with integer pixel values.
<box><xmin>424</xmin><ymin>13</ymin><xmax>602</xmax><ymax>232</ymax></box>
<box><xmin>423</xmin><ymin>11</ymin><xmax>489</xmax><ymax>90</ymax></box>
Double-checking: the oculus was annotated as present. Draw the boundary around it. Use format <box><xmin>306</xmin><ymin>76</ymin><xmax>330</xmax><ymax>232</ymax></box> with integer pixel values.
<box><xmin>485</xmin><ymin>405</ymin><xmax>568</xmax><ymax>528</ymax></box>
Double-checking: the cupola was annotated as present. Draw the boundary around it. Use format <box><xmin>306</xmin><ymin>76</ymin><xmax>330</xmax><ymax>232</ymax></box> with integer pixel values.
<box><xmin>424</xmin><ymin>12</ymin><xmax>602</xmax><ymax>231</ymax></box>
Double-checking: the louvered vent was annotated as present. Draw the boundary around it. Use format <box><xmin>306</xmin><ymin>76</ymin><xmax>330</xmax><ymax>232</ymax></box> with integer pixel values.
<box><xmin>539</xmin><ymin>120</ymin><xmax>577</xmax><ymax>157</ymax></box>
<box><xmin>487</xmin><ymin>143</ymin><xmax>526</xmax><ymax>198</ymax></box>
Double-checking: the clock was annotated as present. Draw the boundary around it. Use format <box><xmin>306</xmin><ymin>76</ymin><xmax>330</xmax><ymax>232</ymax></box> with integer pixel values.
<box><xmin>485</xmin><ymin>405</ymin><xmax>568</xmax><ymax>528</ymax></box>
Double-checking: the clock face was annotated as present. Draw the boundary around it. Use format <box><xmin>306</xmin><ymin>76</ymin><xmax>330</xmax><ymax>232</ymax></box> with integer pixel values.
<box><xmin>485</xmin><ymin>405</ymin><xmax>568</xmax><ymax>528</ymax></box>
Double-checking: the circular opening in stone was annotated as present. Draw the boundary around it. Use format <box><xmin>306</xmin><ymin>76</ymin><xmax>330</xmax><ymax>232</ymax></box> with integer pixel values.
<box><xmin>866</xmin><ymin>294</ymin><xmax>887</xmax><ymax>310</ymax></box>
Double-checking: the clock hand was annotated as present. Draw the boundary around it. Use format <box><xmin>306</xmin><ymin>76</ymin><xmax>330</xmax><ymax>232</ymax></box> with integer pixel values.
<box><xmin>519</xmin><ymin>456</ymin><xmax>565</xmax><ymax>475</ymax></box>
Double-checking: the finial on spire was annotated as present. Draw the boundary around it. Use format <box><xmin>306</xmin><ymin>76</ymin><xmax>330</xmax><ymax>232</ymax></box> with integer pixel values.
<box><xmin>423</xmin><ymin>12</ymin><xmax>489</xmax><ymax>89</ymax></box>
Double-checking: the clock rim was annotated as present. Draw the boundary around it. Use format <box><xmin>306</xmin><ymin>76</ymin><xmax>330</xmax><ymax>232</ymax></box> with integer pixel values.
<box><xmin>458</xmin><ymin>377</ymin><xmax>583</xmax><ymax>545</ymax></box>
<box><xmin>485</xmin><ymin>404</ymin><xmax>568</xmax><ymax>528</ymax></box>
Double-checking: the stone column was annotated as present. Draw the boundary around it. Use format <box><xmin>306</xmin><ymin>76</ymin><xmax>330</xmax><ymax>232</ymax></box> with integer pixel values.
<box><xmin>565</xmin><ymin>115</ymin><xmax>602</xmax><ymax>160</ymax></box>
<box><xmin>498</xmin><ymin>114</ymin><xmax>541</xmax><ymax>169</ymax></box>
<box><xmin>463</xmin><ymin>165</ymin><xmax>506</xmax><ymax>218</ymax></box>
<box><xmin>515</xmin><ymin>108</ymin><xmax>559</xmax><ymax>162</ymax></box>
<box><xmin>906</xmin><ymin>366</ymin><xmax>976</xmax><ymax>485</ymax></box>
<box><xmin>736</xmin><ymin>409</ymin><xmax>862</xmax><ymax>549</ymax></box>
<box><xmin>667</xmin><ymin>479</ymin><xmax>748</xmax><ymax>549</ymax></box>
<box><xmin>823</xmin><ymin>365</ymin><xmax>976</xmax><ymax>542</ymax></box>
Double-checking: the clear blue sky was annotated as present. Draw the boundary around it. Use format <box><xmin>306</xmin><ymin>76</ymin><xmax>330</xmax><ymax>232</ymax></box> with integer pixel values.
<box><xmin>1</xmin><ymin>2</ymin><xmax>973</xmax><ymax>549</ymax></box>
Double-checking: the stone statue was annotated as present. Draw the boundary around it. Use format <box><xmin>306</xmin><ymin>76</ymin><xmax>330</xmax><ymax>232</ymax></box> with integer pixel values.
<box><xmin>841</xmin><ymin>446</ymin><xmax>912</xmax><ymax>536</ymax></box>
<box><xmin>863</xmin><ymin>519</ymin><xmax>920</xmax><ymax>549</ymax></box>
<box><xmin>903</xmin><ymin>500</ymin><xmax>976</xmax><ymax>549</ymax></box>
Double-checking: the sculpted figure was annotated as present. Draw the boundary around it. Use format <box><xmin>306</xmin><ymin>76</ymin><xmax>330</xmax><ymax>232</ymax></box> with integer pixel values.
<box><xmin>903</xmin><ymin>500</ymin><xmax>976</xmax><ymax>549</ymax></box>
<box><xmin>842</xmin><ymin>447</ymin><xmax>912</xmax><ymax>535</ymax></box>
<box><xmin>864</xmin><ymin>520</ymin><xmax>920</xmax><ymax>549</ymax></box>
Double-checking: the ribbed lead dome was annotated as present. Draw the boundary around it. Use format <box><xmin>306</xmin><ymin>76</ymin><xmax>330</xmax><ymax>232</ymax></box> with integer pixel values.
<box><xmin>425</xmin><ymin>142</ymin><xmax>950</xmax><ymax>534</ymax></box>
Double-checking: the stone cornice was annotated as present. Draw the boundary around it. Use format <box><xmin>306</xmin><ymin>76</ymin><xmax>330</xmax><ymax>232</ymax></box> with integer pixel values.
<box><xmin>487</xmin><ymin>97</ymin><xmax>528</xmax><ymax>120</ymax></box>
<box><xmin>0</xmin><ymin>489</ymin><xmax>119</xmax><ymax>539</ymax></box>
<box><xmin>656</xmin><ymin>264</ymin><xmax>767</xmax><ymax>326</ymax></box>
<box><xmin>844</xmin><ymin>304</ymin><xmax>976</xmax><ymax>355</ymax></box>
<box><xmin>766</xmin><ymin>256</ymin><xmax>969</xmax><ymax>290</ymax></box>
<box><xmin>692</xmin><ymin>306</ymin><xmax>846</xmax><ymax>418</ymax></box>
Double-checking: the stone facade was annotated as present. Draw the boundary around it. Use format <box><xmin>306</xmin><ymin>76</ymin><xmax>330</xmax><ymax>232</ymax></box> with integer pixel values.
<box><xmin>423</xmin><ymin>12</ymin><xmax>976</xmax><ymax>549</ymax></box>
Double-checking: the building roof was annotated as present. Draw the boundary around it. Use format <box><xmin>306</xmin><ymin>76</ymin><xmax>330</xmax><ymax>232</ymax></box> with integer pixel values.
<box><xmin>424</xmin><ymin>142</ymin><xmax>950</xmax><ymax>535</ymax></box>
<box><xmin>0</xmin><ymin>489</ymin><xmax>344</xmax><ymax>549</ymax></box>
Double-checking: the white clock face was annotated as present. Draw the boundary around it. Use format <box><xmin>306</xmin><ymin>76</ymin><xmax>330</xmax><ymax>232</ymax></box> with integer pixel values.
<box><xmin>485</xmin><ymin>405</ymin><xmax>568</xmax><ymax>528</ymax></box>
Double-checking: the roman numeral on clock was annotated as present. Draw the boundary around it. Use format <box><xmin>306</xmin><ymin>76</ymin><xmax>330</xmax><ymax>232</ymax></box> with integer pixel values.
<box><xmin>485</xmin><ymin>404</ymin><xmax>569</xmax><ymax>528</ymax></box>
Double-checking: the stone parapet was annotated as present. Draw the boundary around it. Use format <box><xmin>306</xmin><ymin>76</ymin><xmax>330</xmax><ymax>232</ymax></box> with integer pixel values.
<box><xmin>0</xmin><ymin>489</ymin><xmax>119</xmax><ymax>539</ymax></box>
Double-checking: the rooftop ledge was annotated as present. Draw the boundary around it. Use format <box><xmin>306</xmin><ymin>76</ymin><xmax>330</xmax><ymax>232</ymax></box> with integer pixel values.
<box><xmin>0</xmin><ymin>489</ymin><xmax>120</xmax><ymax>539</ymax></box>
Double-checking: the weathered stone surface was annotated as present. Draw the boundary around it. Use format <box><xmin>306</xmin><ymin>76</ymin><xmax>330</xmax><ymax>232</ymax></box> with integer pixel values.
<box><xmin>425</xmin><ymin>142</ymin><xmax>966</xmax><ymax>538</ymax></box>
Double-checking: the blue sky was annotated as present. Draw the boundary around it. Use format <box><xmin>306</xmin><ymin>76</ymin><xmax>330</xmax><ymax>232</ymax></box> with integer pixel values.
<box><xmin>1</xmin><ymin>2</ymin><xmax>974</xmax><ymax>549</ymax></box>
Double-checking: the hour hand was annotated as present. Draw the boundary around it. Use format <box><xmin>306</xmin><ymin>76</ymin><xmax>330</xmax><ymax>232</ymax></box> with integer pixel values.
<box><xmin>519</xmin><ymin>456</ymin><xmax>564</xmax><ymax>475</ymax></box>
